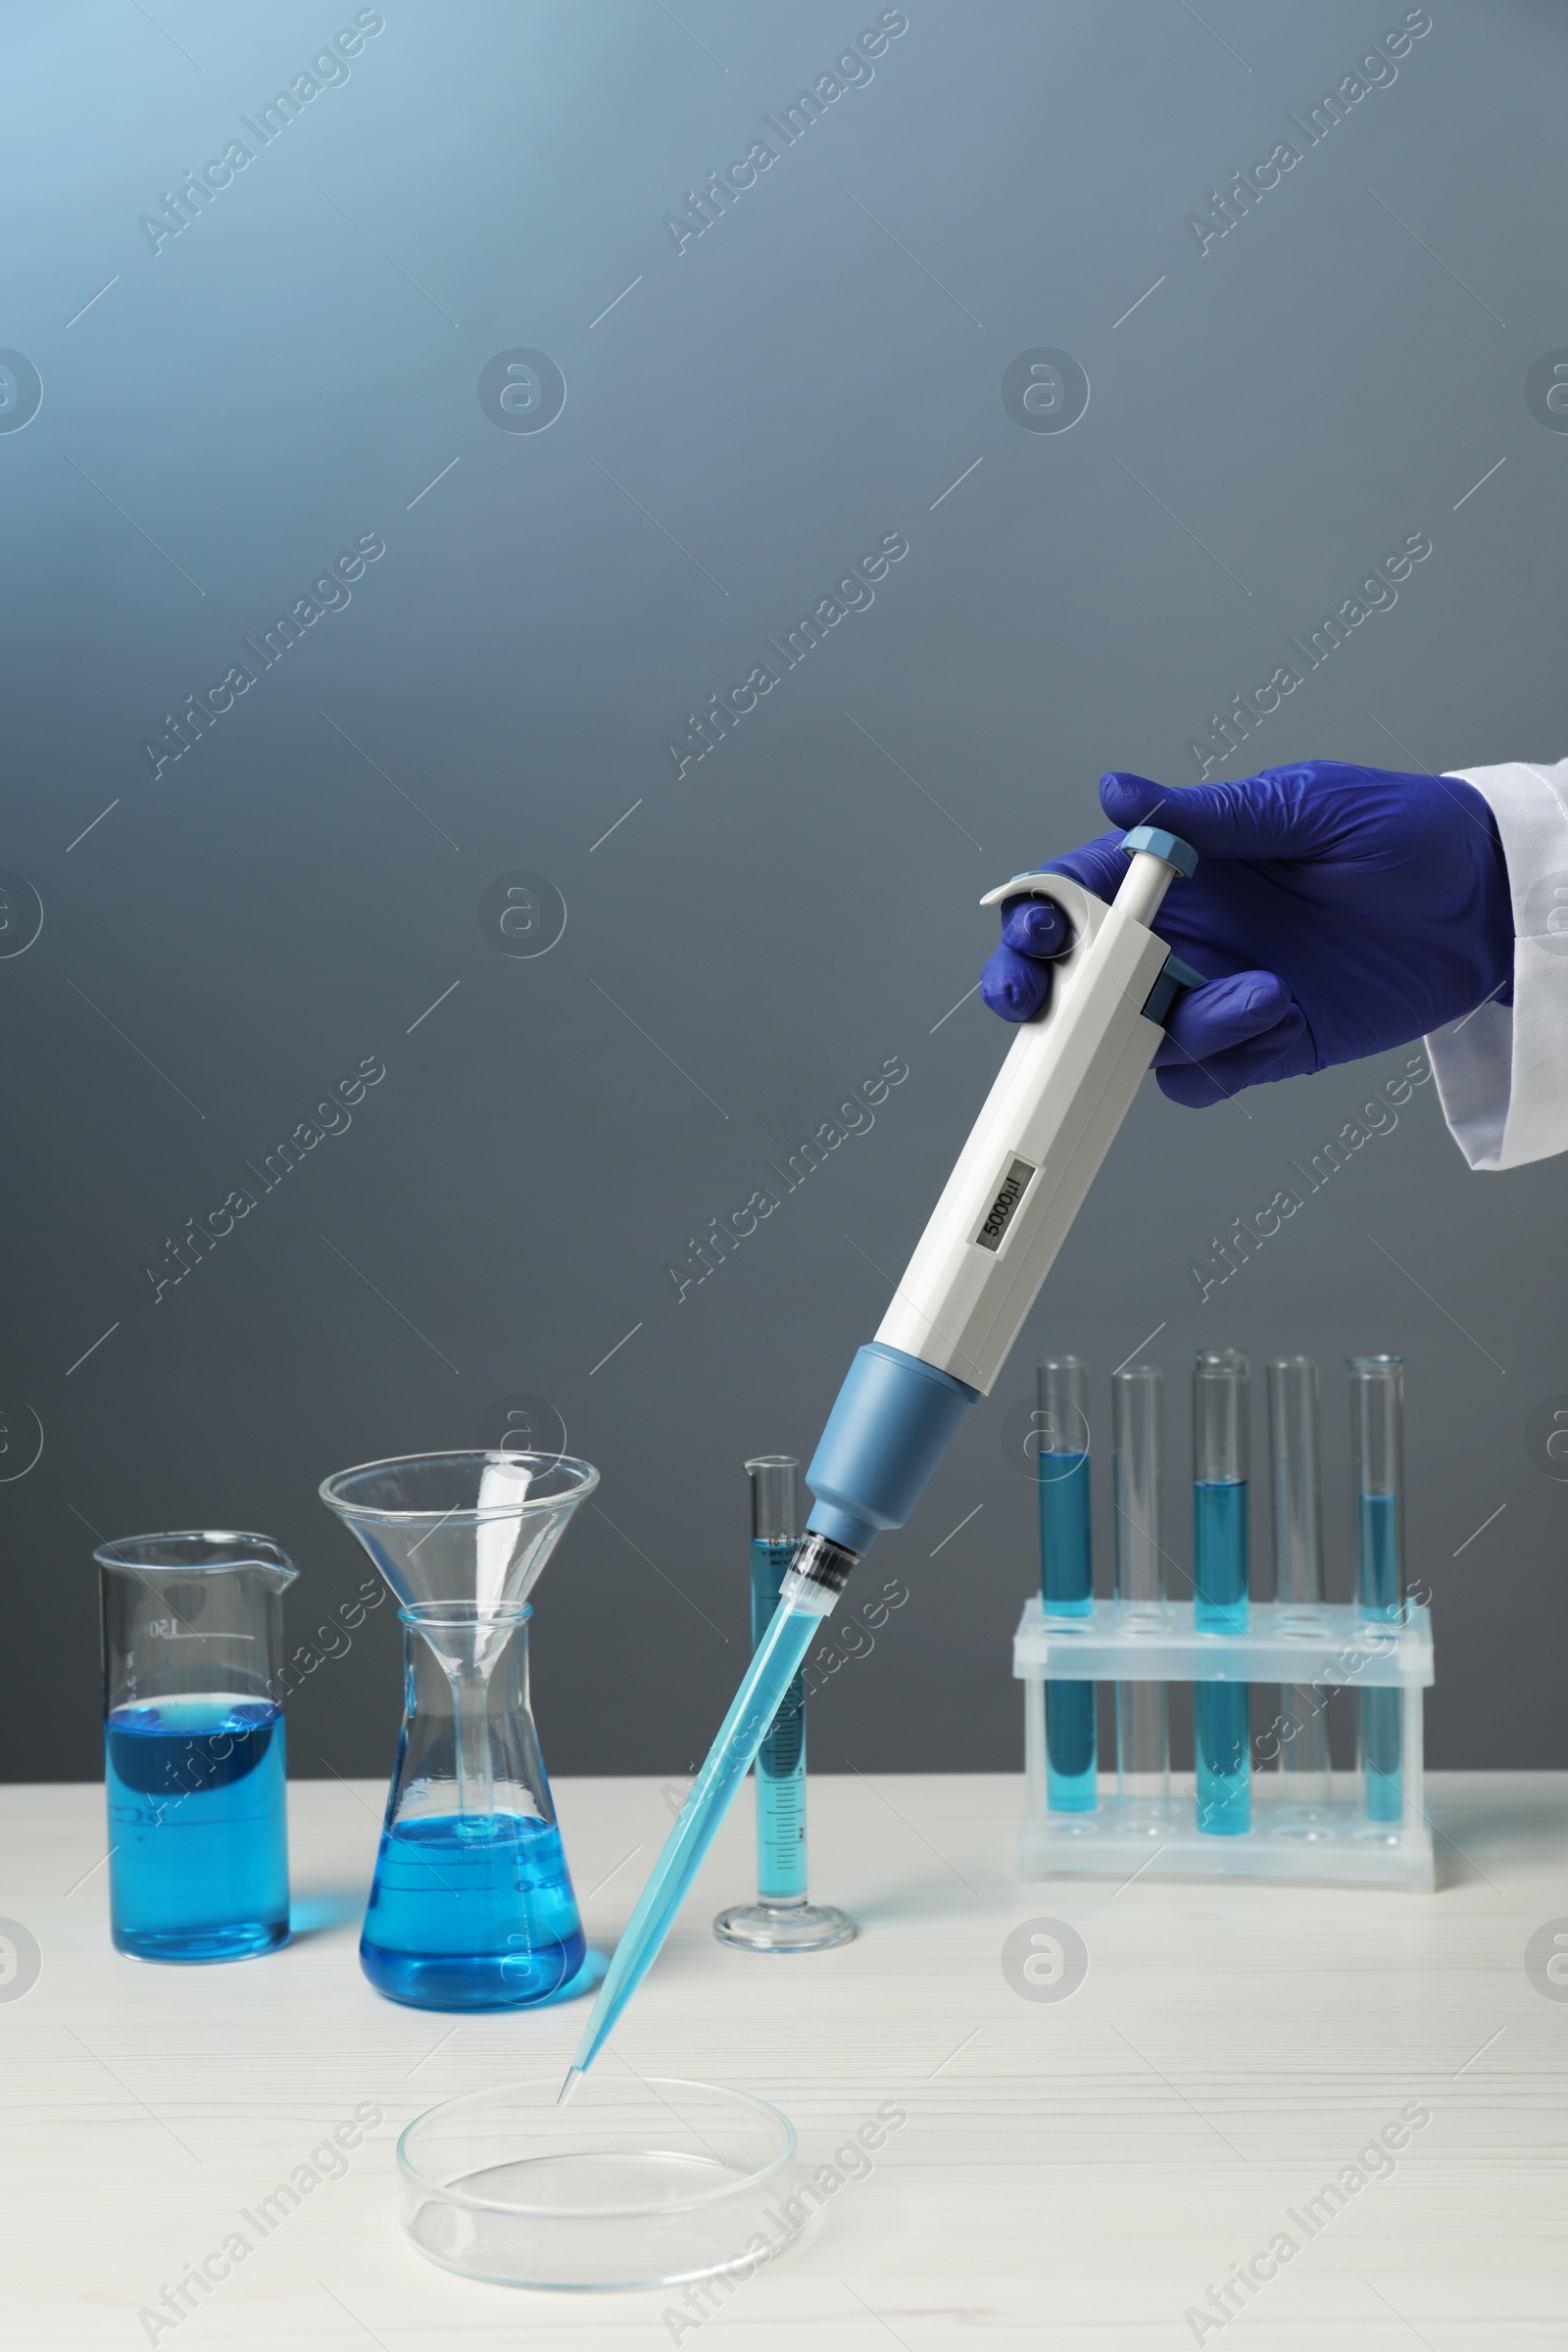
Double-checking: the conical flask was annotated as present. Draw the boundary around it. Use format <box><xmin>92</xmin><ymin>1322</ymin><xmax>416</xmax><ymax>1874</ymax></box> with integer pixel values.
<box><xmin>361</xmin><ymin>1599</ymin><xmax>585</xmax><ymax>2008</ymax></box>
<box><xmin>318</xmin><ymin>1450</ymin><xmax>598</xmax><ymax>2010</ymax></box>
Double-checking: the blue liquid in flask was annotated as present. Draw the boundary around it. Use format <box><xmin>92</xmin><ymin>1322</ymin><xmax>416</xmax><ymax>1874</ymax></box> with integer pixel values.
<box><xmin>752</xmin><ymin>1538</ymin><xmax>808</xmax><ymax>1899</ymax></box>
<box><xmin>361</xmin><ymin>1813</ymin><xmax>585</xmax><ymax>2009</ymax></box>
<box><xmin>1194</xmin><ymin>1480</ymin><xmax>1250</xmax><ymax>1837</ymax></box>
<box><xmin>1359</xmin><ymin>1491</ymin><xmax>1402</xmax><ymax>1822</ymax></box>
<box><xmin>1041</xmin><ymin>1452</ymin><xmax>1097</xmax><ymax>1812</ymax></box>
<box><xmin>106</xmin><ymin>1694</ymin><xmax>289</xmax><ymax>1961</ymax></box>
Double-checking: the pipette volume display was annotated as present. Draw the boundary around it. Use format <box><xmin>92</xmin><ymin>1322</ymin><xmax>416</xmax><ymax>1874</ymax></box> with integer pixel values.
<box><xmin>563</xmin><ymin>826</ymin><xmax>1200</xmax><ymax>2092</ymax></box>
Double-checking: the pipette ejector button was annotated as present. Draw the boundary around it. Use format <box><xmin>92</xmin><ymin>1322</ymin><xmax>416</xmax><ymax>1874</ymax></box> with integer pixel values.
<box><xmin>1120</xmin><ymin>825</ymin><xmax>1199</xmax><ymax>877</ymax></box>
<box><xmin>1141</xmin><ymin>951</ymin><xmax>1207</xmax><ymax>1029</ymax></box>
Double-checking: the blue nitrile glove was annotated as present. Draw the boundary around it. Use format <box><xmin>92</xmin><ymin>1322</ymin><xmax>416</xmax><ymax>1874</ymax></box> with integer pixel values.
<box><xmin>979</xmin><ymin>762</ymin><xmax>1514</xmax><ymax>1106</ymax></box>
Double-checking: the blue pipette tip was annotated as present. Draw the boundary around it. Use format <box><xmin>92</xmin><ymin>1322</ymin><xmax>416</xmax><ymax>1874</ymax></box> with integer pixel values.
<box><xmin>556</xmin><ymin>2065</ymin><xmax>584</xmax><ymax>2108</ymax></box>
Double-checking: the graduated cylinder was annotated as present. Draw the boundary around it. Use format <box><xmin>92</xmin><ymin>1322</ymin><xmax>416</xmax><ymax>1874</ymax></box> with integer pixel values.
<box><xmin>712</xmin><ymin>1457</ymin><xmax>856</xmax><ymax>1954</ymax></box>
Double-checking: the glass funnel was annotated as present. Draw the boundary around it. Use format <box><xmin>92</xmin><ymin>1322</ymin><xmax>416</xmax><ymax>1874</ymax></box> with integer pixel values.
<box><xmin>318</xmin><ymin>1449</ymin><xmax>598</xmax><ymax>1610</ymax></box>
<box><xmin>96</xmin><ymin>1531</ymin><xmax>298</xmax><ymax>1962</ymax></box>
<box><xmin>318</xmin><ymin>1450</ymin><xmax>599</xmax><ymax>2011</ymax></box>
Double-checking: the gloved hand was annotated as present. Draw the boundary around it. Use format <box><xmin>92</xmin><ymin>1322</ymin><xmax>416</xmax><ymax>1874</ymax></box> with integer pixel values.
<box><xmin>979</xmin><ymin>762</ymin><xmax>1514</xmax><ymax>1106</ymax></box>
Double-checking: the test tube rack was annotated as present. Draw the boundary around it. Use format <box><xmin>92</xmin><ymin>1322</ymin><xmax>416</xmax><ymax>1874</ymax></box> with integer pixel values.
<box><xmin>1013</xmin><ymin>1597</ymin><xmax>1435</xmax><ymax>1892</ymax></box>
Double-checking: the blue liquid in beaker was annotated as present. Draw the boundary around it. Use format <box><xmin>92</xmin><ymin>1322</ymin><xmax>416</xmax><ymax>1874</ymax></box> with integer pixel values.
<box><xmin>1359</xmin><ymin>1491</ymin><xmax>1402</xmax><ymax>1822</ymax></box>
<box><xmin>106</xmin><ymin>1695</ymin><xmax>289</xmax><ymax>1961</ymax></box>
<box><xmin>1194</xmin><ymin>1480</ymin><xmax>1250</xmax><ymax>1836</ymax></box>
<box><xmin>360</xmin><ymin>1814</ymin><xmax>585</xmax><ymax>2009</ymax></box>
<box><xmin>1041</xmin><ymin>1452</ymin><xmax>1097</xmax><ymax>1811</ymax></box>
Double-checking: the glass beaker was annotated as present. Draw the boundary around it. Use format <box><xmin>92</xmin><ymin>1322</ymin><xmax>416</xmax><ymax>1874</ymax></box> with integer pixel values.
<box><xmin>96</xmin><ymin>1531</ymin><xmax>298</xmax><ymax>1962</ymax></box>
<box><xmin>362</xmin><ymin>1600</ymin><xmax>585</xmax><ymax>2009</ymax></box>
<box><xmin>318</xmin><ymin>1449</ymin><xmax>599</xmax><ymax>2011</ymax></box>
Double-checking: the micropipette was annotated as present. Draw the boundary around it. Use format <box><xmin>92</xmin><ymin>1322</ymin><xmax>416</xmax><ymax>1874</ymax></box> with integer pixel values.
<box><xmin>561</xmin><ymin>822</ymin><xmax>1200</xmax><ymax>2097</ymax></box>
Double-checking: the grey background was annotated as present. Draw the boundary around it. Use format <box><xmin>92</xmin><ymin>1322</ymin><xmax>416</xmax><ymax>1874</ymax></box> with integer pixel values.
<box><xmin>2</xmin><ymin>0</ymin><xmax>1563</xmax><ymax>1787</ymax></box>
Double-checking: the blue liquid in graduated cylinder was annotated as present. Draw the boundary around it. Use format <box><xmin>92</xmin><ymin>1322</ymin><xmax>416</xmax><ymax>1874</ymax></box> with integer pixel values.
<box><xmin>752</xmin><ymin>1539</ymin><xmax>808</xmax><ymax>1898</ymax></box>
<box><xmin>1360</xmin><ymin>1492</ymin><xmax>1402</xmax><ymax>1822</ymax></box>
<box><xmin>1194</xmin><ymin>1482</ymin><xmax>1250</xmax><ymax>1836</ymax></box>
<box><xmin>362</xmin><ymin>1813</ymin><xmax>584</xmax><ymax>2008</ymax></box>
<box><xmin>106</xmin><ymin>1695</ymin><xmax>288</xmax><ymax>1961</ymax></box>
<box><xmin>1041</xmin><ymin>1453</ymin><xmax>1096</xmax><ymax>1811</ymax></box>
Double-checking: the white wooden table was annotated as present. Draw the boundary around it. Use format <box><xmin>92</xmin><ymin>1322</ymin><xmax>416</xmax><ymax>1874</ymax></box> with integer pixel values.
<box><xmin>6</xmin><ymin>1772</ymin><xmax>1566</xmax><ymax>2347</ymax></box>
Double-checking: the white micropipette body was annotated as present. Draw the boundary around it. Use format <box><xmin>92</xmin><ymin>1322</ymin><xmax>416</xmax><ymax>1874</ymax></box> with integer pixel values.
<box><xmin>873</xmin><ymin>840</ymin><xmax>1190</xmax><ymax>1395</ymax></box>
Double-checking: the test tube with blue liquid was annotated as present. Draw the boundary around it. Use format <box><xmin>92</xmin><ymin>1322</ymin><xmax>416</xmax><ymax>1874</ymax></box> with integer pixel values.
<box><xmin>1113</xmin><ymin>1364</ymin><xmax>1168</xmax><ymax>1833</ymax></box>
<box><xmin>1038</xmin><ymin>1357</ymin><xmax>1097</xmax><ymax>1818</ymax></box>
<box><xmin>713</xmin><ymin>1457</ymin><xmax>855</xmax><ymax>1952</ymax></box>
<box><xmin>1350</xmin><ymin>1355</ymin><xmax>1405</xmax><ymax>1827</ymax></box>
<box><xmin>1194</xmin><ymin>1349</ymin><xmax>1250</xmax><ymax>1836</ymax></box>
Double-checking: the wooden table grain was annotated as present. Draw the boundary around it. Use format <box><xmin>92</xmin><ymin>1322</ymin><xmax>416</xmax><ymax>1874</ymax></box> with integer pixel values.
<box><xmin>4</xmin><ymin>1772</ymin><xmax>1565</xmax><ymax>2348</ymax></box>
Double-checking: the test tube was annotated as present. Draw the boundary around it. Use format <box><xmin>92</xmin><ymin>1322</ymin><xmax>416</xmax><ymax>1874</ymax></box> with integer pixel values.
<box><xmin>712</xmin><ymin>1457</ymin><xmax>856</xmax><ymax>1953</ymax></box>
<box><xmin>1350</xmin><ymin>1355</ymin><xmax>1405</xmax><ymax>1826</ymax></box>
<box><xmin>1267</xmin><ymin>1357</ymin><xmax>1332</xmax><ymax>1829</ymax></box>
<box><xmin>1113</xmin><ymin>1365</ymin><xmax>1168</xmax><ymax>1831</ymax></box>
<box><xmin>1038</xmin><ymin>1357</ymin><xmax>1097</xmax><ymax>1817</ymax></box>
<box><xmin>1193</xmin><ymin>1348</ymin><xmax>1250</xmax><ymax>1837</ymax></box>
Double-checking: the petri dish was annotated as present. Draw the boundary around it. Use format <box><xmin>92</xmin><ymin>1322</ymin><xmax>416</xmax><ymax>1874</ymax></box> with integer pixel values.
<box><xmin>398</xmin><ymin>2075</ymin><xmax>802</xmax><ymax>2290</ymax></box>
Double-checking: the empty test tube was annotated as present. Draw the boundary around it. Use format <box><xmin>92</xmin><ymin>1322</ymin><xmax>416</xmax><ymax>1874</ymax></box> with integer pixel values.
<box><xmin>1350</xmin><ymin>1355</ymin><xmax>1405</xmax><ymax>1825</ymax></box>
<box><xmin>1268</xmin><ymin>1356</ymin><xmax>1332</xmax><ymax>1828</ymax></box>
<box><xmin>1193</xmin><ymin>1348</ymin><xmax>1250</xmax><ymax>1837</ymax></box>
<box><xmin>1038</xmin><ymin>1357</ymin><xmax>1096</xmax><ymax>1816</ymax></box>
<box><xmin>1113</xmin><ymin>1364</ymin><xmax>1168</xmax><ymax>1831</ymax></box>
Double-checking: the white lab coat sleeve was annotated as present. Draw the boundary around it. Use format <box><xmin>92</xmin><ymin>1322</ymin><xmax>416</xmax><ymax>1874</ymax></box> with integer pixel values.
<box><xmin>1424</xmin><ymin>759</ymin><xmax>1568</xmax><ymax>1170</ymax></box>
